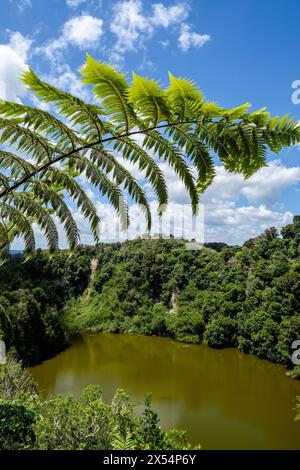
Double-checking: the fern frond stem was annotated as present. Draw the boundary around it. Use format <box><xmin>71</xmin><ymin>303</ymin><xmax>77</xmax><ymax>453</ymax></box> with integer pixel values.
<box><xmin>110</xmin><ymin>81</ymin><xmax>130</xmax><ymax>133</ymax></box>
<box><xmin>0</xmin><ymin>218</ymin><xmax>17</xmax><ymax>250</ymax></box>
<box><xmin>0</xmin><ymin>119</ymin><xmax>214</xmax><ymax>199</ymax></box>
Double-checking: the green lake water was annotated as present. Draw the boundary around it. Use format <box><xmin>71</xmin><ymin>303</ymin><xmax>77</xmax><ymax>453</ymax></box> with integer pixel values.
<box><xmin>30</xmin><ymin>333</ymin><xmax>300</xmax><ymax>450</ymax></box>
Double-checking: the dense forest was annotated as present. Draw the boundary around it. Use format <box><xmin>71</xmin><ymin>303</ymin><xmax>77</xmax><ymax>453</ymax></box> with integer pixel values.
<box><xmin>0</xmin><ymin>249</ymin><xmax>92</xmax><ymax>364</ymax></box>
<box><xmin>0</xmin><ymin>217</ymin><xmax>300</xmax><ymax>380</ymax></box>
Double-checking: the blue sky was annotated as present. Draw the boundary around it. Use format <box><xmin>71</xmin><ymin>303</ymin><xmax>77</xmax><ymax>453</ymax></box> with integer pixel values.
<box><xmin>1</xmin><ymin>0</ymin><xmax>300</xmax><ymax>246</ymax></box>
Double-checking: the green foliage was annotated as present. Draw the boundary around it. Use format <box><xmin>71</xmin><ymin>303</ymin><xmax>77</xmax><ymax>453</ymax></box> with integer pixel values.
<box><xmin>111</xmin><ymin>429</ymin><xmax>135</xmax><ymax>450</ymax></box>
<box><xmin>205</xmin><ymin>315</ymin><xmax>237</xmax><ymax>348</ymax></box>
<box><xmin>296</xmin><ymin>395</ymin><xmax>300</xmax><ymax>425</ymax></box>
<box><xmin>0</xmin><ymin>399</ymin><xmax>36</xmax><ymax>450</ymax></box>
<box><xmin>289</xmin><ymin>364</ymin><xmax>300</xmax><ymax>380</ymax></box>
<box><xmin>34</xmin><ymin>386</ymin><xmax>113</xmax><ymax>450</ymax></box>
<box><xmin>0</xmin><ymin>356</ymin><xmax>38</xmax><ymax>399</ymax></box>
<box><xmin>139</xmin><ymin>393</ymin><xmax>167</xmax><ymax>449</ymax></box>
<box><xmin>0</xmin><ymin>359</ymin><xmax>38</xmax><ymax>449</ymax></box>
<box><xmin>0</xmin><ymin>248</ymin><xmax>92</xmax><ymax>364</ymax></box>
<box><xmin>1</xmin><ymin>56</ymin><xmax>299</xmax><ymax>260</ymax></box>
<box><xmin>168</xmin><ymin>307</ymin><xmax>205</xmax><ymax>343</ymax></box>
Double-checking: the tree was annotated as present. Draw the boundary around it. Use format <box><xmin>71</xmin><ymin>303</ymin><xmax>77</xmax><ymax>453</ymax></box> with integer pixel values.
<box><xmin>204</xmin><ymin>314</ymin><xmax>237</xmax><ymax>348</ymax></box>
<box><xmin>0</xmin><ymin>55</ymin><xmax>299</xmax><ymax>260</ymax></box>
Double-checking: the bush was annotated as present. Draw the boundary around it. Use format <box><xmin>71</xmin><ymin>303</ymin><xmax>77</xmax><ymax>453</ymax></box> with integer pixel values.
<box><xmin>34</xmin><ymin>386</ymin><xmax>113</xmax><ymax>450</ymax></box>
<box><xmin>168</xmin><ymin>309</ymin><xmax>205</xmax><ymax>344</ymax></box>
<box><xmin>0</xmin><ymin>356</ymin><xmax>38</xmax><ymax>399</ymax></box>
<box><xmin>288</xmin><ymin>364</ymin><xmax>300</xmax><ymax>380</ymax></box>
<box><xmin>0</xmin><ymin>400</ymin><xmax>36</xmax><ymax>449</ymax></box>
<box><xmin>205</xmin><ymin>315</ymin><xmax>237</xmax><ymax>348</ymax></box>
<box><xmin>237</xmin><ymin>310</ymin><xmax>281</xmax><ymax>362</ymax></box>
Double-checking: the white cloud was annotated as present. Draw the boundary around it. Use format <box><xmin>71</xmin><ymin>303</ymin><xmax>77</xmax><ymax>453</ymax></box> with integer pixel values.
<box><xmin>0</xmin><ymin>32</ymin><xmax>32</xmax><ymax>101</ymax></box>
<box><xmin>204</xmin><ymin>162</ymin><xmax>300</xmax><ymax>205</ymax></box>
<box><xmin>110</xmin><ymin>0</ymin><xmax>152</xmax><ymax>55</ymax></box>
<box><xmin>159</xmin><ymin>39</ymin><xmax>170</xmax><ymax>48</ymax></box>
<box><xmin>6</xmin><ymin>31</ymin><xmax>32</xmax><ymax>61</ymax></box>
<box><xmin>203</xmin><ymin>202</ymin><xmax>293</xmax><ymax>245</ymax></box>
<box><xmin>38</xmin><ymin>15</ymin><xmax>103</xmax><ymax>63</ymax></box>
<box><xmin>109</xmin><ymin>1</ymin><xmax>202</xmax><ymax>62</ymax></box>
<box><xmin>63</xmin><ymin>15</ymin><xmax>103</xmax><ymax>48</ymax></box>
<box><xmin>151</xmin><ymin>2</ymin><xmax>189</xmax><ymax>28</ymax></box>
<box><xmin>54</xmin><ymin>66</ymin><xmax>90</xmax><ymax>98</ymax></box>
<box><xmin>66</xmin><ymin>0</ymin><xmax>88</xmax><ymax>7</ymax></box>
<box><xmin>241</xmin><ymin>163</ymin><xmax>300</xmax><ymax>202</ymax></box>
<box><xmin>178</xmin><ymin>23</ymin><xmax>210</xmax><ymax>52</ymax></box>
<box><xmin>19</xmin><ymin>0</ymin><xmax>32</xmax><ymax>11</ymax></box>
<box><xmin>160</xmin><ymin>161</ymin><xmax>300</xmax><ymax>209</ymax></box>
<box><xmin>37</xmin><ymin>2</ymin><xmax>205</xmax><ymax>65</ymax></box>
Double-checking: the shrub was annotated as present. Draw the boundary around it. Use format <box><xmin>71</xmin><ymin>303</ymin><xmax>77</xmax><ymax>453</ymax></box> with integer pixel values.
<box><xmin>205</xmin><ymin>315</ymin><xmax>237</xmax><ymax>348</ymax></box>
<box><xmin>0</xmin><ymin>400</ymin><xmax>36</xmax><ymax>450</ymax></box>
<box><xmin>0</xmin><ymin>356</ymin><xmax>38</xmax><ymax>399</ymax></box>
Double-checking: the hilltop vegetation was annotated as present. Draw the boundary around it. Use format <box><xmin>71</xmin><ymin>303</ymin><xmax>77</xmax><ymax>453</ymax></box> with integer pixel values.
<box><xmin>0</xmin><ymin>218</ymin><xmax>300</xmax><ymax>379</ymax></box>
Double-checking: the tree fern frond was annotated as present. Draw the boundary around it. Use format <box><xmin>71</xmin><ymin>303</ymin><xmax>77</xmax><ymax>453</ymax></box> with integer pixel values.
<box><xmin>223</xmin><ymin>103</ymin><xmax>252</xmax><ymax>119</ymax></box>
<box><xmin>0</xmin><ymin>101</ymin><xmax>82</xmax><ymax>151</ymax></box>
<box><xmin>194</xmin><ymin>143</ymin><xmax>215</xmax><ymax>192</ymax></box>
<box><xmin>0</xmin><ymin>203</ymin><xmax>35</xmax><ymax>256</ymax></box>
<box><xmin>7</xmin><ymin>192</ymin><xmax>59</xmax><ymax>252</ymax></box>
<box><xmin>90</xmin><ymin>147</ymin><xmax>152</xmax><ymax>230</ymax></box>
<box><xmin>243</xmin><ymin>107</ymin><xmax>270</xmax><ymax>127</ymax></box>
<box><xmin>263</xmin><ymin>114</ymin><xmax>300</xmax><ymax>151</ymax></box>
<box><xmin>0</xmin><ymin>173</ymin><xmax>11</xmax><ymax>191</ymax></box>
<box><xmin>21</xmin><ymin>69</ymin><xmax>106</xmax><ymax>140</ymax></box>
<box><xmin>186</xmin><ymin>100</ymin><xmax>224</xmax><ymax>120</ymax></box>
<box><xmin>0</xmin><ymin>221</ymin><xmax>10</xmax><ymax>261</ymax></box>
<box><xmin>74</xmin><ymin>156</ymin><xmax>129</xmax><ymax>230</ymax></box>
<box><xmin>167</xmin><ymin>72</ymin><xmax>203</xmax><ymax>119</ymax></box>
<box><xmin>32</xmin><ymin>180</ymin><xmax>80</xmax><ymax>249</ymax></box>
<box><xmin>81</xmin><ymin>54</ymin><xmax>135</xmax><ymax>131</ymax></box>
<box><xmin>128</xmin><ymin>73</ymin><xmax>170</xmax><ymax>126</ymax></box>
<box><xmin>0</xmin><ymin>151</ymin><xmax>36</xmax><ymax>178</ymax></box>
<box><xmin>0</xmin><ymin>117</ymin><xmax>54</xmax><ymax>164</ymax></box>
<box><xmin>167</xmin><ymin>124</ymin><xmax>215</xmax><ymax>191</ymax></box>
<box><xmin>113</xmin><ymin>137</ymin><xmax>168</xmax><ymax>208</ymax></box>
<box><xmin>43</xmin><ymin>167</ymin><xmax>100</xmax><ymax>241</ymax></box>
<box><xmin>143</xmin><ymin>130</ymin><xmax>199</xmax><ymax>213</ymax></box>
